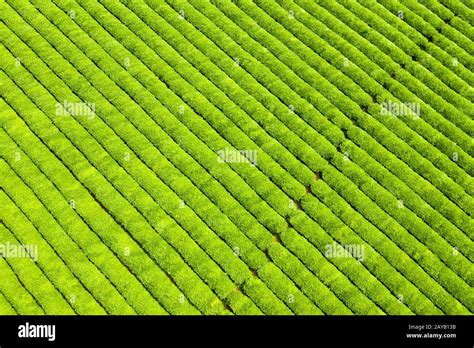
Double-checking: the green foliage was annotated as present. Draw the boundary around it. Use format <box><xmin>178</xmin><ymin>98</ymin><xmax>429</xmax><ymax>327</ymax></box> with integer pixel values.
<box><xmin>0</xmin><ymin>0</ymin><xmax>471</xmax><ymax>316</ymax></box>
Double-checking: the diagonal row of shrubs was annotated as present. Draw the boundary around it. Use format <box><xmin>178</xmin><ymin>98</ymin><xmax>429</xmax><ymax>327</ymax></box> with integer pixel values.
<box><xmin>3</xmin><ymin>4</ymin><xmax>328</xmax><ymax>316</ymax></box>
<box><xmin>249</xmin><ymin>0</ymin><xmax>474</xmax><ymax>177</ymax></box>
<box><xmin>115</xmin><ymin>0</ymin><xmax>470</xmax><ymax>312</ymax></box>
<box><xmin>10</xmin><ymin>0</ymin><xmax>412</xmax><ymax>314</ymax></box>
<box><xmin>0</xmin><ymin>80</ymin><xmax>207</xmax><ymax>315</ymax></box>
<box><xmin>15</xmin><ymin>0</ymin><xmax>330</xmax><ymax>314</ymax></box>
<box><xmin>352</xmin><ymin>0</ymin><xmax>473</xmax><ymax>86</ymax></box>
<box><xmin>274</xmin><ymin>0</ymin><xmax>473</xmax><ymax>120</ymax></box>
<box><xmin>0</xmin><ymin>276</ymin><xmax>19</xmax><ymax>315</ymax></box>
<box><xmin>1</xmin><ymin>126</ymin><xmax>177</xmax><ymax>315</ymax></box>
<box><xmin>0</xmin><ymin>195</ymin><xmax>79</xmax><ymax>315</ymax></box>
<box><xmin>1</xmin><ymin>58</ymin><xmax>257</xmax><ymax>315</ymax></box>
<box><xmin>153</xmin><ymin>0</ymin><xmax>474</xmax><ymax>266</ymax></box>
<box><xmin>3</xmin><ymin>0</ymin><xmax>470</xmax><ymax>315</ymax></box>
<box><xmin>0</xmin><ymin>223</ymin><xmax>46</xmax><ymax>315</ymax></box>
<box><xmin>376</xmin><ymin>0</ymin><xmax>473</xmax><ymax>63</ymax></box>
<box><xmin>89</xmin><ymin>0</ymin><xmax>440</xmax><ymax>312</ymax></box>
<box><xmin>42</xmin><ymin>0</ymin><xmax>386</xmax><ymax>314</ymax></box>
<box><xmin>156</xmin><ymin>0</ymin><xmax>474</xmax><ymax>312</ymax></box>
<box><xmin>172</xmin><ymin>0</ymin><xmax>473</xmax><ymax>232</ymax></box>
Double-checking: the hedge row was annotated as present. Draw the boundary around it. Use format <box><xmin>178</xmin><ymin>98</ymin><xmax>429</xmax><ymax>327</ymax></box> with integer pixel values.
<box><xmin>309</xmin><ymin>175</ymin><xmax>472</xmax><ymax>312</ymax></box>
<box><xmin>95</xmin><ymin>0</ymin><xmax>317</xmax><ymax>213</ymax></box>
<box><xmin>235</xmin><ymin>0</ymin><xmax>474</xmax><ymax>206</ymax></box>
<box><xmin>376</xmin><ymin>0</ymin><xmax>474</xmax><ymax>65</ymax></box>
<box><xmin>274</xmin><ymin>0</ymin><xmax>474</xmax><ymax>162</ymax></box>
<box><xmin>256</xmin><ymin>262</ymin><xmax>325</xmax><ymax>314</ymax></box>
<box><xmin>172</xmin><ymin>0</ymin><xmax>349</xmax><ymax>144</ymax></box>
<box><xmin>101</xmin><ymin>0</ymin><xmax>404</xmax><ymax>312</ymax></box>
<box><xmin>265</xmin><ymin>244</ymin><xmax>352</xmax><ymax>314</ymax></box>
<box><xmin>321</xmin><ymin>154</ymin><xmax>473</xmax><ymax>283</ymax></box>
<box><xmin>335</xmin><ymin>0</ymin><xmax>473</xmax><ymax>103</ymax></box>
<box><xmin>299</xmin><ymin>191</ymin><xmax>471</xmax><ymax>314</ymax></box>
<box><xmin>240</xmin><ymin>277</ymin><xmax>292</xmax><ymax>315</ymax></box>
<box><xmin>19</xmin><ymin>0</ymin><xmax>470</xmax><ymax>288</ymax></box>
<box><xmin>320</xmin><ymin>0</ymin><xmax>474</xmax><ymax>122</ymax></box>
<box><xmin>40</xmin><ymin>0</ymin><xmax>285</xmax><ymax>253</ymax></box>
<box><xmin>0</xmin><ymin>285</ymin><xmax>17</xmax><ymax>315</ymax></box>
<box><xmin>1</xmin><ymin>8</ymin><xmax>292</xmax><ymax>314</ymax></box>
<box><xmin>0</xmin><ymin>243</ymin><xmax>45</xmax><ymax>315</ymax></box>
<box><xmin>180</xmin><ymin>0</ymin><xmax>472</xmax><ymax>256</ymax></box>
<box><xmin>0</xmin><ymin>59</ymin><xmax>233</xmax><ymax>315</ymax></box>
<box><xmin>134</xmin><ymin>0</ymin><xmax>474</xmax><ymax>310</ymax></box>
<box><xmin>0</xmin><ymin>79</ymin><xmax>202</xmax><ymax>315</ymax></box>
<box><xmin>1</xmin><ymin>128</ymin><xmax>170</xmax><ymax>315</ymax></box>
<box><xmin>0</xmin><ymin>67</ymin><xmax>207</xmax><ymax>314</ymax></box>
<box><xmin>287</xmin><ymin>210</ymin><xmax>418</xmax><ymax>314</ymax></box>
<box><xmin>257</xmin><ymin>0</ymin><xmax>474</xmax><ymax>173</ymax></box>
<box><xmin>100</xmin><ymin>0</ymin><xmax>314</xmax><ymax>194</ymax></box>
<box><xmin>4</xmin><ymin>0</ymin><xmax>469</xmax><ymax>315</ymax></box>
<box><xmin>0</xmin><ymin>191</ymin><xmax>77</xmax><ymax>315</ymax></box>
<box><xmin>279</xmin><ymin>228</ymin><xmax>385</xmax><ymax>314</ymax></box>
<box><xmin>72</xmin><ymin>0</ymin><xmax>301</xmax><ymax>216</ymax></box>
<box><xmin>339</xmin><ymin>140</ymin><xmax>474</xmax><ymax>255</ymax></box>
<box><xmin>187</xmin><ymin>0</ymin><xmax>470</xmax><ymax>223</ymax></box>
<box><xmin>423</xmin><ymin>0</ymin><xmax>474</xmax><ymax>32</ymax></box>
<box><xmin>347</xmin><ymin>126</ymin><xmax>473</xmax><ymax>237</ymax></box>
<box><xmin>352</xmin><ymin>0</ymin><xmax>473</xmax><ymax>85</ymax></box>
<box><xmin>22</xmin><ymin>0</ymin><xmax>318</xmax><ymax>313</ymax></box>
<box><xmin>280</xmin><ymin>0</ymin><xmax>473</xmax><ymax>112</ymax></box>
<box><xmin>28</xmin><ymin>0</ymin><xmax>392</xmax><ymax>312</ymax></box>
<box><xmin>1</xmin><ymin>158</ymin><xmax>134</xmax><ymax>314</ymax></box>
<box><xmin>377</xmin><ymin>0</ymin><xmax>473</xmax><ymax>60</ymax></box>
<box><xmin>55</xmin><ymin>0</ymin><xmax>293</xmax><ymax>229</ymax></box>
<box><xmin>33</xmin><ymin>0</ymin><xmax>350</xmax><ymax>314</ymax></box>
